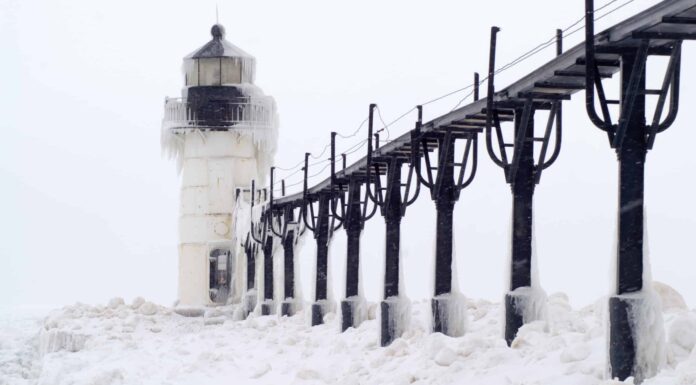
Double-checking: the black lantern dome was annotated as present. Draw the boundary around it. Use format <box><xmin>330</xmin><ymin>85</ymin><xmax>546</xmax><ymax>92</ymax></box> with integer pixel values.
<box><xmin>162</xmin><ymin>24</ymin><xmax>278</xmax><ymax>172</ymax></box>
<box><xmin>183</xmin><ymin>24</ymin><xmax>256</xmax><ymax>86</ymax></box>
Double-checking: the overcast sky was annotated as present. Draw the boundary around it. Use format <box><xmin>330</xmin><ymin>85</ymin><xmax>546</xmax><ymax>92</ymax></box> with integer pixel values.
<box><xmin>3</xmin><ymin>0</ymin><xmax>695</xmax><ymax>310</ymax></box>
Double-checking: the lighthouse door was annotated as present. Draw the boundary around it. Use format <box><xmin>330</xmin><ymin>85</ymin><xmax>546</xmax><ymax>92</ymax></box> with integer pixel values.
<box><xmin>209</xmin><ymin>248</ymin><xmax>232</xmax><ymax>303</ymax></box>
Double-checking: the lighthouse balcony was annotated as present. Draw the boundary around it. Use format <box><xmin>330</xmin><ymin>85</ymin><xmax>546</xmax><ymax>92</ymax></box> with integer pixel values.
<box><xmin>162</xmin><ymin>97</ymin><xmax>276</xmax><ymax>131</ymax></box>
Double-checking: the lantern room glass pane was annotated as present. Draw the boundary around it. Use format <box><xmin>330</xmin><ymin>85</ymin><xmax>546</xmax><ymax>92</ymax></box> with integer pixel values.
<box><xmin>183</xmin><ymin>59</ymin><xmax>199</xmax><ymax>86</ymax></box>
<box><xmin>199</xmin><ymin>58</ymin><xmax>221</xmax><ymax>86</ymax></box>
<box><xmin>221</xmin><ymin>57</ymin><xmax>242</xmax><ymax>84</ymax></box>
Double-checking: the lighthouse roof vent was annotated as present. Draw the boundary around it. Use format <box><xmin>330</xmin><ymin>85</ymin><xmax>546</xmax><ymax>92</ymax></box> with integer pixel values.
<box><xmin>182</xmin><ymin>24</ymin><xmax>256</xmax><ymax>85</ymax></box>
<box><xmin>185</xmin><ymin>24</ymin><xmax>254</xmax><ymax>60</ymax></box>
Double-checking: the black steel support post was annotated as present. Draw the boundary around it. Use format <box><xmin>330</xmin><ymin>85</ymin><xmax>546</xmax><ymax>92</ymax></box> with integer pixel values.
<box><xmin>609</xmin><ymin>50</ymin><xmax>647</xmax><ymax>381</ymax></box>
<box><xmin>242</xmin><ymin>238</ymin><xmax>257</xmax><ymax>318</ymax></box>
<box><xmin>504</xmin><ymin>105</ymin><xmax>536</xmax><ymax>345</ymax></box>
<box><xmin>249</xmin><ymin>179</ymin><xmax>274</xmax><ymax>317</ymax></box>
<box><xmin>281</xmin><ymin>208</ymin><xmax>296</xmax><ymax>317</ymax></box>
<box><xmin>485</xmin><ymin>25</ymin><xmax>564</xmax><ymax>346</ymax></box>
<box><xmin>311</xmin><ymin>193</ymin><xmax>331</xmax><ymax>326</ymax></box>
<box><xmin>432</xmin><ymin>138</ymin><xmax>456</xmax><ymax>334</ymax></box>
<box><xmin>261</xmin><ymin>236</ymin><xmax>274</xmax><ymax>315</ymax></box>
<box><xmin>341</xmin><ymin>180</ymin><xmax>364</xmax><ymax>332</ymax></box>
<box><xmin>581</xmin><ymin>1</ymin><xmax>684</xmax><ymax>380</ymax></box>
<box><xmin>246</xmin><ymin>241</ymin><xmax>256</xmax><ymax>292</ymax></box>
<box><xmin>362</xmin><ymin>103</ymin><xmax>420</xmax><ymax>346</ymax></box>
<box><xmin>380</xmin><ymin>159</ymin><xmax>405</xmax><ymax>347</ymax></box>
<box><xmin>383</xmin><ymin>163</ymin><xmax>403</xmax><ymax>300</ymax></box>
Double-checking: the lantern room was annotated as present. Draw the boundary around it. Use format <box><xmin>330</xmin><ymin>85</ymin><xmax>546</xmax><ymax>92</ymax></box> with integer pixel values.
<box><xmin>182</xmin><ymin>24</ymin><xmax>256</xmax><ymax>87</ymax></box>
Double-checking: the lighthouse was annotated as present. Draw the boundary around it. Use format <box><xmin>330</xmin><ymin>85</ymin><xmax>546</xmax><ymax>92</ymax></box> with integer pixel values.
<box><xmin>162</xmin><ymin>24</ymin><xmax>278</xmax><ymax>307</ymax></box>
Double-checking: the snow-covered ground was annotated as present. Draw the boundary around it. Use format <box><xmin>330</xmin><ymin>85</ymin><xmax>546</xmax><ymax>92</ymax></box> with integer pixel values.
<box><xmin>2</xmin><ymin>288</ymin><xmax>696</xmax><ymax>385</ymax></box>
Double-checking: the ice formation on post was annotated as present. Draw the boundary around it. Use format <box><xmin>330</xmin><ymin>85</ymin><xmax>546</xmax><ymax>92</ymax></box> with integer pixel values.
<box><xmin>161</xmin><ymin>24</ymin><xmax>278</xmax><ymax>307</ymax></box>
<box><xmin>606</xmin><ymin>212</ymin><xmax>666</xmax><ymax>383</ymax></box>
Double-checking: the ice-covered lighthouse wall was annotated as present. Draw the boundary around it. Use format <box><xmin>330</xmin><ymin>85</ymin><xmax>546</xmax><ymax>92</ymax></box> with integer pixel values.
<box><xmin>161</xmin><ymin>25</ymin><xmax>278</xmax><ymax>307</ymax></box>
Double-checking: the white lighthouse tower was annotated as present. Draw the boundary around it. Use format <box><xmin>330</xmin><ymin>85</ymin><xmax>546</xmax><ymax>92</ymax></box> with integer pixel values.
<box><xmin>162</xmin><ymin>24</ymin><xmax>278</xmax><ymax>307</ymax></box>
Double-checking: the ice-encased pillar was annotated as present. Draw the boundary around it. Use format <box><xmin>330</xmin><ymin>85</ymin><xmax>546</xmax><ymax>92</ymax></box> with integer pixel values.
<box><xmin>261</xmin><ymin>236</ymin><xmax>274</xmax><ymax>315</ymax></box>
<box><xmin>381</xmin><ymin>161</ymin><xmax>404</xmax><ymax>347</ymax></box>
<box><xmin>341</xmin><ymin>181</ymin><xmax>364</xmax><ymax>331</ymax></box>
<box><xmin>609</xmin><ymin>50</ymin><xmax>647</xmax><ymax>382</ymax></box>
<box><xmin>178</xmin><ymin>132</ymin><xmax>260</xmax><ymax>306</ymax></box>
<box><xmin>281</xmin><ymin>208</ymin><xmax>296</xmax><ymax>316</ymax></box>
<box><xmin>311</xmin><ymin>194</ymin><xmax>331</xmax><ymax>326</ymax></box>
<box><xmin>432</xmin><ymin>138</ymin><xmax>457</xmax><ymax>335</ymax></box>
<box><xmin>504</xmin><ymin>106</ymin><xmax>536</xmax><ymax>346</ymax></box>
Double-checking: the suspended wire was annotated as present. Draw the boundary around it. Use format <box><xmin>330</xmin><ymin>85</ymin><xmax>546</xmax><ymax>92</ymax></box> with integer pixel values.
<box><xmin>308</xmin><ymin>143</ymin><xmax>330</xmax><ymax>160</ymax></box>
<box><xmin>420</xmin><ymin>84</ymin><xmax>476</xmax><ymax>106</ymax></box>
<box><xmin>342</xmin><ymin>138</ymin><xmax>368</xmax><ymax>156</ymax></box>
<box><xmin>280</xmin><ymin>161</ymin><xmax>333</xmax><ymax>190</ymax></box>
<box><xmin>273</xmin><ymin>114</ymin><xmax>370</xmax><ymax>179</ymax></box>
<box><xmin>446</xmin><ymin>0</ymin><xmax>634</xmax><ymax>112</ymax></box>
<box><xmin>494</xmin><ymin>0</ymin><xmax>630</xmax><ymax>75</ymax></box>
<box><xmin>274</xmin><ymin>158</ymin><xmax>305</xmax><ymax>171</ymax></box>
<box><xmin>374</xmin><ymin>106</ymin><xmax>391</xmax><ymax>141</ymax></box>
<box><xmin>272</xmin><ymin>0</ymin><xmax>636</xmax><ymax>191</ymax></box>
<box><xmin>450</xmin><ymin>88</ymin><xmax>477</xmax><ymax>112</ymax></box>
<box><xmin>274</xmin><ymin>138</ymin><xmax>367</xmax><ymax>195</ymax></box>
<box><xmin>337</xmin><ymin>117</ymin><xmax>369</xmax><ymax>139</ymax></box>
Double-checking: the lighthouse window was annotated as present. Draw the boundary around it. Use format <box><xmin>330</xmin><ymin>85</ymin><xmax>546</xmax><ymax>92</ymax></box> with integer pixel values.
<box><xmin>183</xmin><ymin>59</ymin><xmax>199</xmax><ymax>86</ymax></box>
<box><xmin>199</xmin><ymin>58</ymin><xmax>222</xmax><ymax>86</ymax></box>
<box><xmin>221</xmin><ymin>57</ymin><xmax>242</xmax><ymax>85</ymax></box>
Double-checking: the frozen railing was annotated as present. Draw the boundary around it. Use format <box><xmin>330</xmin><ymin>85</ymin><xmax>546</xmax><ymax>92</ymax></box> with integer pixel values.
<box><xmin>162</xmin><ymin>97</ymin><xmax>276</xmax><ymax>131</ymax></box>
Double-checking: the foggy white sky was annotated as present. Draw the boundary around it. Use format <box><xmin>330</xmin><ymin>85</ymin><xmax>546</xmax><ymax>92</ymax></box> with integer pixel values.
<box><xmin>2</xmin><ymin>0</ymin><xmax>695</xmax><ymax>309</ymax></box>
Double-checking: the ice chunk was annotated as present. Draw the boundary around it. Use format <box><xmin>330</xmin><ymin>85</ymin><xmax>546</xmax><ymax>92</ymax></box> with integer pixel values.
<box><xmin>39</xmin><ymin>329</ymin><xmax>87</xmax><ymax>355</ymax></box>
<box><xmin>560</xmin><ymin>343</ymin><xmax>592</xmax><ymax>363</ymax></box>
<box><xmin>137</xmin><ymin>302</ymin><xmax>158</xmax><ymax>316</ymax></box>
<box><xmin>107</xmin><ymin>297</ymin><xmax>124</xmax><ymax>309</ymax></box>
<box><xmin>434</xmin><ymin>347</ymin><xmax>457</xmax><ymax>367</ymax></box>
<box><xmin>668</xmin><ymin>313</ymin><xmax>696</xmax><ymax>354</ymax></box>
<box><xmin>131</xmin><ymin>297</ymin><xmax>145</xmax><ymax>309</ymax></box>
<box><xmin>652</xmin><ymin>281</ymin><xmax>687</xmax><ymax>312</ymax></box>
<box><xmin>173</xmin><ymin>307</ymin><xmax>205</xmax><ymax>317</ymax></box>
<box><xmin>248</xmin><ymin>362</ymin><xmax>271</xmax><ymax>379</ymax></box>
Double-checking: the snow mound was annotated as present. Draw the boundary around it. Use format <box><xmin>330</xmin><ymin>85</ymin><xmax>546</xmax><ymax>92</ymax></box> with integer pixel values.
<box><xmin>107</xmin><ymin>297</ymin><xmax>124</xmax><ymax>309</ymax></box>
<box><xmin>39</xmin><ymin>328</ymin><xmax>87</xmax><ymax>355</ymax></box>
<box><xmin>4</xmin><ymin>292</ymin><xmax>696</xmax><ymax>385</ymax></box>
<box><xmin>174</xmin><ymin>306</ymin><xmax>205</xmax><ymax>317</ymax></box>
<box><xmin>652</xmin><ymin>281</ymin><xmax>687</xmax><ymax>312</ymax></box>
<box><xmin>668</xmin><ymin>313</ymin><xmax>696</xmax><ymax>356</ymax></box>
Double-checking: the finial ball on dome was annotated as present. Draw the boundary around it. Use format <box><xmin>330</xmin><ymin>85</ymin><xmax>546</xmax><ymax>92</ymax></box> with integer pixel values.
<box><xmin>211</xmin><ymin>24</ymin><xmax>225</xmax><ymax>39</ymax></box>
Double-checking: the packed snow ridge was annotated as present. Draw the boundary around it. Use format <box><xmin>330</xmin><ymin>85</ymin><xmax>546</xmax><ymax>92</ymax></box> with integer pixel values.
<box><xmin>3</xmin><ymin>284</ymin><xmax>696</xmax><ymax>385</ymax></box>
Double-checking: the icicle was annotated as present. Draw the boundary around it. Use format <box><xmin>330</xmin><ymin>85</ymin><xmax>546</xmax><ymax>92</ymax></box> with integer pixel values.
<box><xmin>160</xmin><ymin>84</ymin><xmax>278</xmax><ymax>176</ymax></box>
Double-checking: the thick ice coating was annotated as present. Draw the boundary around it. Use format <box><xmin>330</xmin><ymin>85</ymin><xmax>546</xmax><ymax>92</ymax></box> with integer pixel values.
<box><xmin>161</xmin><ymin>24</ymin><xmax>278</xmax><ymax>307</ymax></box>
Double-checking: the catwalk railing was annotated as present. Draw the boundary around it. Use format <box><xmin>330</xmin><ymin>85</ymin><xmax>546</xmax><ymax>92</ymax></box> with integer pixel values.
<box><xmin>162</xmin><ymin>96</ymin><xmax>276</xmax><ymax>130</ymax></box>
<box><xmin>234</xmin><ymin>0</ymin><xmax>696</xmax><ymax>382</ymax></box>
